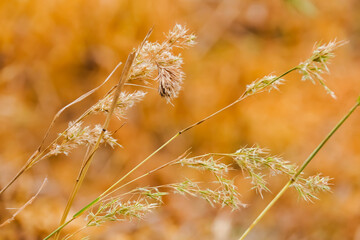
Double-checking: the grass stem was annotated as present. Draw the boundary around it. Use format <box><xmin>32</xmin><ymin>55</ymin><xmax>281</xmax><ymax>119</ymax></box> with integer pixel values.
<box><xmin>53</xmin><ymin>52</ymin><xmax>136</xmax><ymax>240</ymax></box>
<box><xmin>238</xmin><ymin>98</ymin><xmax>360</xmax><ymax>240</ymax></box>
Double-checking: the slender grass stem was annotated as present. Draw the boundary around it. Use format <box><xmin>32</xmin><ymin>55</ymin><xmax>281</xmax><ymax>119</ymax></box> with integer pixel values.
<box><xmin>0</xmin><ymin>148</ymin><xmax>45</xmax><ymax>195</ymax></box>
<box><xmin>0</xmin><ymin>163</ymin><xmax>29</xmax><ymax>195</ymax></box>
<box><xmin>62</xmin><ymin>226</ymin><xmax>87</xmax><ymax>240</ymax></box>
<box><xmin>0</xmin><ymin>178</ymin><xmax>47</xmax><ymax>228</ymax></box>
<box><xmin>53</xmin><ymin>52</ymin><xmax>136</xmax><ymax>240</ymax></box>
<box><xmin>53</xmin><ymin>149</ymin><xmax>90</xmax><ymax>239</ymax></box>
<box><xmin>99</xmin><ymin>133</ymin><xmax>179</xmax><ymax>198</ymax></box>
<box><xmin>43</xmin><ymin>217</ymin><xmax>75</xmax><ymax>240</ymax></box>
<box><xmin>99</xmin><ymin>150</ymin><xmax>189</xmax><ymax>200</ymax></box>
<box><xmin>238</xmin><ymin>98</ymin><xmax>360</xmax><ymax>240</ymax></box>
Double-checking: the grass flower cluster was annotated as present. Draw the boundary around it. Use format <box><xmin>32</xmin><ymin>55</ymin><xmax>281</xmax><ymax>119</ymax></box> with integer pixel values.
<box><xmin>91</xmin><ymin>90</ymin><xmax>147</xmax><ymax>119</ymax></box>
<box><xmin>169</xmin><ymin>179</ymin><xmax>245</xmax><ymax>210</ymax></box>
<box><xmin>48</xmin><ymin>122</ymin><xmax>121</xmax><ymax>157</ymax></box>
<box><xmin>298</xmin><ymin>40</ymin><xmax>347</xmax><ymax>98</ymax></box>
<box><xmin>86</xmin><ymin>198</ymin><xmax>159</xmax><ymax>227</ymax></box>
<box><xmin>291</xmin><ymin>174</ymin><xmax>332</xmax><ymax>202</ymax></box>
<box><xmin>131</xmin><ymin>24</ymin><xmax>196</xmax><ymax>102</ymax></box>
<box><xmin>245</xmin><ymin>75</ymin><xmax>285</xmax><ymax>96</ymax></box>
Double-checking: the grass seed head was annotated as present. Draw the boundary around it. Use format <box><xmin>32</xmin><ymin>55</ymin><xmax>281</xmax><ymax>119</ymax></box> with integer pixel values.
<box><xmin>91</xmin><ymin>91</ymin><xmax>146</xmax><ymax>119</ymax></box>
<box><xmin>130</xmin><ymin>24</ymin><xmax>196</xmax><ymax>103</ymax></box>
<box><xmin>48</xmin><ymin>122</ymin><xmax>121</xmax><ymax>156</ymax></box>
<box><xmin>298</xmin><ymin>40</ymin><xmax>347</xmax><ymax>99</ymax></box>
<box><xmin>245</xmin><ymin>75</ymin><xmax>285</xmax><ymax>96</ymax></box>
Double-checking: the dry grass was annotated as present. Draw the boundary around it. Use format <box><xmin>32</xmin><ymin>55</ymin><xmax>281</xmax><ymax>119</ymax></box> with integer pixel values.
<box><xmin>0</xmin><ymin>1</ymin><xmax>360</xmax><ymax>240</ymax></box>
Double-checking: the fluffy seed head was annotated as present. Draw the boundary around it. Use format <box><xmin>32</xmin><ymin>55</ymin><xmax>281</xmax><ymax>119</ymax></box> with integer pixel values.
<box><xmin>129</xmin><ymin>24</ymin><xmax>196</xmax><ymax>102</ymax></box>
<box><xmin>91</xmin><ymin>91</ymin><xmax>146</xmax><ymax>119</ymax></box>
<box><xmin>48</xmin><ymin>122</ymin><xmax>121</xmax><ymax>156</ymax></box>
<box><xmin>156</xmin><ymin>64</ymin><xmax>184</xmax><ymax>101</ymax></box>
<box><xmin>245</xmin><ymin>75</ymin><xmax>284</xmax><ymax>96</ymax></box>
<box><xmin>86</xmin><ymin>198</ymin><xmax>159</xmax><ymax>227</ymax></box>
<box><xmin>298</xmin><ymin>40</ymin><xmax>347</xmax><ymax>99</ymax></box>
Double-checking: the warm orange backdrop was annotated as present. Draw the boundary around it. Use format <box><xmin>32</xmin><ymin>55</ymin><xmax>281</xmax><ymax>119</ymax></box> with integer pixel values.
<box><xmin>0</xmin><ymin>1</ymin><xmax>359</xmax><ymax>239</ymax></box>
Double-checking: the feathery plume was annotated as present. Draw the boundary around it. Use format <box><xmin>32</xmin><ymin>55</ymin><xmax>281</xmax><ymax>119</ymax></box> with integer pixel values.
<box><xmin>86</xmin><ymin>198</ymin><xmax>159</xmax><ymax>227</ymax></box>
<box><xmin>298</xmin><ymin>40</ymin><xmax>347</xmax><ymax>98</ymax></box>
<box><xmin>48</xmin><ymin>122</ymin><xmax>120</xmax><ymax>156</ymax></box>
<box><xmin>232</xmin><ymin>147</ymin><xmax>295</xmax><ymax>196</ymax></box>
<box><xmin>91</xmin><ymin>91</ymin><xmax>146</xmax><ymax>119</ymax></box>
<box><xmin>245</xmin><ymin>75</ymin><xmax>285</xmax><ymax>96</ymax></box>
<box><xmin>170</xmin><ymin>179</ymin><xmax>246</xmax><ymax>210</ymax></box>
<box><xmin>177</xmin><ymin>155</ymin><xmax>230</xmax><ymax>176</ymax></box>
<box><xmin>291</xmin><ymin>174</ymin><xmax>332</xmax><ymax>202</ymax></box>
<box><xmin>130</xmin><ymin>24</ymin><xmax>196</xmax><ymax>102</ymax></box>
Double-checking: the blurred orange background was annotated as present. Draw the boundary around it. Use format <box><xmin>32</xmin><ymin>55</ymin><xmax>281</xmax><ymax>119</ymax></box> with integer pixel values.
<box><xmin>0</xmin><ymin>0</ymin><xmax>360</xmax><ymax>239</ymax></box>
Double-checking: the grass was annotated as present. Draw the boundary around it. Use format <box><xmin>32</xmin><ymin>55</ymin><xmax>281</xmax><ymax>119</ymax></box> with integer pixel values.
<box><xmin>0</xmin><ymin>25</ymin><xmax>357</xmax><ymax>240</ymax></box>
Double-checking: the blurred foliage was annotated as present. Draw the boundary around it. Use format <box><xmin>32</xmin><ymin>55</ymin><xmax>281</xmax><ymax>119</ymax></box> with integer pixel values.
<box><xmin>0</xmin><ymin>0</ymin><xmax>360</xmax><ymax>239</ymax></box>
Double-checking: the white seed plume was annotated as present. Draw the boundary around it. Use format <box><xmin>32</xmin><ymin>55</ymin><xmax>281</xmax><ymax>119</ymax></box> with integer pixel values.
<box><xmin>298</xmin><ymin>40</ymin><xmax>347</xmax><ymax>99</ymax></box>
<box><xmin>91</xmin><ymin>91</ymin><xmax>146</xmax><ymax>119</ymax></box>
<box><xmin>165</xmin><ymin>24</ymin><xmax>197</xmax><ymax>48</ymax></box>
<box><xmin>245</xmin><ymin>75</ymin><xmax>285</xmax><ymax>96</ymax></box>
<box><xmin>178</xmin><ymin>155</ymin><xmax>230</xmax><ymax>176</ymax></box>
<box><xmin>48</xmin><ymin>122</ymin><xmax>120</xmax><ymax>156</ymax></box>
<box><xmin>130</xmin><ymin>24</ymin><xmax>196</xmax><ymax>102</ymax></box>
<box><xmin>170</xmin><ymin>179</ymin><xmax>246</xmax><ymax>210</ymax></box>
<box><xmin>291</xmin><ymin>174</ymin><xmax>332</xmax><ymax>202</ymax></box>
<box><xmin>86</xmin><ymin>198</ymin><xmax>159</xmax><ymax>227</ymax></box>
<box><xmin>232</xmin><ymin>147</ymin><xmax>296</xmax><ymax>196</ymax></box>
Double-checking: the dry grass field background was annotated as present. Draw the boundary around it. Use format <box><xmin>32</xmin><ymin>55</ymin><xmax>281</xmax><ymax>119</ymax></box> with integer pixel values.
<box><xmin>0</xmin><ymin>0</ymin><xmax>360</xmax><ymax>239</ymax></box>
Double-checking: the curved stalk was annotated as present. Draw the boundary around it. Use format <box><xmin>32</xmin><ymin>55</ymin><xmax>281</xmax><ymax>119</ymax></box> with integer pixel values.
<box><xmin>53</xmin><ymin>52</ymin><xmax>136</xmax><ymax>240</ymax></box>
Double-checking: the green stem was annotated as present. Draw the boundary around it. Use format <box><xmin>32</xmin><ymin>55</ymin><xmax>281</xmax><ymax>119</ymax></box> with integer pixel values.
<box><xmin>74</xmin><ymin>198</ymin><xmax>101</xmax><ymax>218</ymax></box>
<box><xmin>239</xmin><ymin>99</ymin><xmax>360</xmax><ymax>240</ymax></box>
<box><xmin>278</xmin><ymin>67</ymin><xmax>299</xmax><ymax>79</ymax></box>
<box><xmin>239</xmin><ymin>181</ymin><xmax>292</xmax><ymax>240</ymax></box>
<box><xmin>43</xmin><ymin>217</ymin><xmax>75</xmax><ymax>240</ymax></box>
<box><xmin>99</xmin><ymin>150</ymin><xmax>186</xmax><ymax>200</ymax></box>
<box><xmin>294</xmin><ymin>101</ymin><xmax>359</xmax><ymax>179</ymax></box>
<box><xmin>99</xmin><ymin>133</ymin><xmax>179</xmax><ymax>198</ymax></box>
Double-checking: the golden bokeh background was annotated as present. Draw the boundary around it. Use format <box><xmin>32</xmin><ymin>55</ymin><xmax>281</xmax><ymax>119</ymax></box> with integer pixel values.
<box><xmin>0</xmin><ymin>0</ymin><xmax>359</xmax><ymax>239</ymax></box>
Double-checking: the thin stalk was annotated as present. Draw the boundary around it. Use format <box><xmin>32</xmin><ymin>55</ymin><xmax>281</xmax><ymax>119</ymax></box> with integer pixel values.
<box><xmin>100</xmin><ymin>150</ymin><xmax>190</xmax><ymax>200</ymax></box>
<box><xmin>43</xmin><ymin>67</ymin><xmax>298</xmax><ymax>239</ymax></box>
<box><xmin>62</xmin><ymin>226</ymin><xmax>87</xmax><ymax>240</ymax></box>
<box><xmin>0</xmin><ymin>163</ymin><xmax>28</xmax><ymax>195</ymax></box>
<box><xmin>53</xmin><ymin>147</ymin><xmax>90</xmax><ymax>239</ymax></box>
<box><xmin>44</xmin><ymin>217</ymin><xmax>76</xmax><ymax>240</ymax></box>
<box><xmin>238</xmin><ymin>99</ymin><xmax>360</xmax><ymax>240</ymax></box>
<box><xmin>77</xmin><ymin>154</ymin><xmax>190</xmax><ymax>226</ymax></box>
<box><xmin>0</xmin><ymin>178</ymin><xmax>47</xmax><ymax>228</ymax></box>
<box><xmin>99</xmin><ymin>133</ymin><xmax>179</xmax><ymax>198</ymax></box>
<box><xmin>0</xmin><ymin>149</ymin><xmax>44</xmax><ymax>195</ymax></box>
<box><xmin>53</xmin><ymin>52</ymin><xmax>136</xmax><ymax>240</ymax></box>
